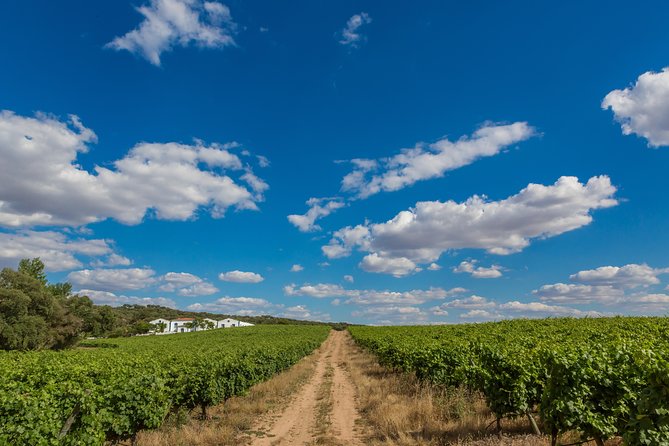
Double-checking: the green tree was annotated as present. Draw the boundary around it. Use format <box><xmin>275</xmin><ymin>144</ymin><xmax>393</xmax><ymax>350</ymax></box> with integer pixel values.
<box><xmin>0</xmin><ymin>258</ymin><xmax>84</xmax><ymax>350</ymax></box>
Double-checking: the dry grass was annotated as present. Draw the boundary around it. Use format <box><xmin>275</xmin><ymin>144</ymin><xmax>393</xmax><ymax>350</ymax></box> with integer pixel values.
<box><xmin>341</xmin><ymin>333</ymin><xmax>588</xmax><ymax>446</ymax></box>
<box><xmin>134</xmin><ymin>343</ymin><xmax>321</xmax><ymax>446</ymax></box>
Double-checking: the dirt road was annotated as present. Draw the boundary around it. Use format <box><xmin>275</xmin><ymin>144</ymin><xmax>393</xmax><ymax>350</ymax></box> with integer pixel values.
<box><xmin>250</xmin><ymin>330</ymin><xmax>363</xmax><ymax>445</ymax></box>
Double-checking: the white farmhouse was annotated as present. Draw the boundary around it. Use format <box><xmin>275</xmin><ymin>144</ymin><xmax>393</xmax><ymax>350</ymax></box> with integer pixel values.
<box><xmin>149</xmin><ymin>317</ymin><xmax>254</xmax><ymax>334</ymax></box>
<box><xmin>148</xmin><ymin>318</ymin><xmax>170</xmax><ymax>333</ymax></box>
<box><xmin>170</xmin><ymin>317</ymin><xmax>195</xmax><ymax>333</ymax></box>
<box><xmin>201</xmin><ymin>318</ymin><xmax>218</xmax><ymax>330</ymax></box>
<box><xmin>216</xmin><ymin>318</ymin><xmax>254</xmax><ymax>328</ymax></box>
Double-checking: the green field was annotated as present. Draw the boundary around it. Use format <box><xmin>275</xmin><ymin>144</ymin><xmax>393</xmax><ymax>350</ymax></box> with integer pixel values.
<box><xmin>0</xmin><ymin>325</ymin><xmax>330</xmax><ymax>445</ymax></box>
<box><xmin>350</xmin><ymin>317</ymin><xmax>669</xmax><ymax>445</ymax></box>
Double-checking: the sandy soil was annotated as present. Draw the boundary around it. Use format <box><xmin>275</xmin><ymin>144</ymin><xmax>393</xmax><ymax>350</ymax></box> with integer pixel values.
<box><xmin>250</xmin><ymin>331</ymin><xmax>363</xmax><ymax>445</ymax></box>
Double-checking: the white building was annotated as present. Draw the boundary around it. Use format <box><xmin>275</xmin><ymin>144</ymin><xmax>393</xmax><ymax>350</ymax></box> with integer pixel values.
<box><xmin>216</xmin><ymin>318</ymin><xmax>254</xmax><ymax>328</ymax></box>
<box><xmin>148</xmin><ymin>318</ymin><xmax>171</xmax><ymax>333</ymax></box>
<box><xmin>170</xmin><ymin>318</ymin><xmax>195</xmax><ymax>333</ymax></box>
<box><xmin>149</xmin><ymin>317</ymin><xmax>254</xmax><ymax>334</ymax></box>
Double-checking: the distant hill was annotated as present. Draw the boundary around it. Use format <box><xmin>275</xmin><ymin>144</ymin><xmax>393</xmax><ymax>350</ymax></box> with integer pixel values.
<box><xmin>107</xmin><ymin>304</ymin><xmax>347</xmax><ymax>328</ymax></box>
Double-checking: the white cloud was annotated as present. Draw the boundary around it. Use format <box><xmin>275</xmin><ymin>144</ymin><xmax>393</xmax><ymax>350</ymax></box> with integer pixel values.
<box><xmin>443</xmin><ymin>295</ymin><xmax>497</xmax><ymax>309</ymax></box>
<box><xmin>498</xmin><ymin>301</ymin><xmax>602</xmax><ymax>317</ymax></box>
<box><xmin>0</xmin><ymin>230</ymin><xmax>113</xmax><ymax>271</ymax></box>
<box><xmin>0</xmin><ymin>110</ymin><xmax>265</xmax><ymax>228</ymax></box>
<box><xmin>427</xmin><ymin>263</ymin><xmax>441</xmax><ymax>271</ymax></box>
<box><xmin>77</xmin><ymin>289</ymin><xmax>177</xmax><ymax>308</ymax></box>
<box><xmin>188</xmin><ymin>296</ymin><xmax>277</xmax><ymax>315</ymax></box>
<box><xmin>287</xmin><ymin>197</ymin><xmax>346</xmax><ymax>232</ymax></box>
<box><xmin>631</xmin><ymin>293</ymin><xmax>669</xmax><ymax>312</ymax></box>
<box><xmin>460</xmin><ymin>309</ymin><xmax>500</xmax><ymax>320</ymax></box>
<box><xmin>91</xmin><ymin>253</ymin><xmax>132</xmax><ymax>268</ymax></box>
<box><xmin>189</xmin><ymin>296</ymin><xmax>333</xmax><ymax>321</ymax></box>
<box><xmin>284</xmin><ymin>282</ymin><xmax>464</xmax><ymax>305</ymax></box>
<box><xmin>352</xmin><ymin>305</ymin><xmax>427</xmax><ymax>325</ymax></box>
<box><xmin>344</xmin><ymin>274</ymin><xmax>354</xmax><ymax>283</ymax></box>
<box><xmin>339</xmin><ymin>12</ymin><xmax>372</xmax><ymax>48</ymax></box>
<box><xmin>569</xmin><ymin>264</ymin><xmax>668</xmax><ymax>289</ymax></box>
<box><xmin>533</xmin><ymin>263</ymin><xmax>669</xmax><ymax>314</ymax></box>
<box><xmin>341</xmin><ymin>122</ymin><xmax>535</xmax><ymax>199</ymax></box>
<box><xmin>430</xmin><ymin>295</ymin><xmax>497</xmax><ymax>318</ymax></box>
<box><xmin>290</xmin><ymin>264</ymin><xmax>304</xmax><ymax>272</ymax></box>
<box><xmin>160</xmin><ymin>271</ymin><xmax>218</xmax><ymax>296</ymax></box>
<box><xmin>602</xmin><ymin>68</ymin><xmax>669</xmax><ymax>147</ymax></box>
<box><xmin>322</xmin><ymin>225</ymin><xmax>370</xmax><ymax>259</ymax></box>
<box><xmin>453</xmin><ymin>260</ymin><xmax>503</xmax><ymax>279</ymax></box>
<box><xmin>534</xmin><ymin>283</ymin><xmax>625</xmax><ymax>305</ymax></box>
<box><xmin>218</xmin><ymin>270</ymin><xmax>264</xmax><ymax>283</ymax></box>
<box><xmin>280</xmin><ymin>305</ymin><xmax>331</xmax><ymax>322</ymax></box>
<box><xmin>284</xmin><ymin>283</ymin><xmax>346</xmax><ymax>299</ymax></box>
<box><xmin>359</xmin><ymin>253</ymin><xmax>420</xmax><ymax>277</ymax></box>
<box><xmin>67</xmin><ymin>268</ymin><xmax>157</xmax><ymax>291</ymax></box>
<box><xmin>106</xmin><ymin>0</ymin><xmax>237</xmax><ymax>66</ymax></box>
<box><xmin>325</xmin><ymin>176</ymin><xmax>617</xmax><ymax>275</ymax></box>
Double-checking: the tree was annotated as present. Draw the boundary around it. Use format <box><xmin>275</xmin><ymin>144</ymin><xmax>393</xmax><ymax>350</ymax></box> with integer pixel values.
<box><xmin>0</xmin><ymin>259</ymin><xmax>84</xmax><ymax>350</ymax></box>
<box><xmin>18</xmin><ymin>258</ymin><xmax>47</xmax><ymax>286</ymax></box>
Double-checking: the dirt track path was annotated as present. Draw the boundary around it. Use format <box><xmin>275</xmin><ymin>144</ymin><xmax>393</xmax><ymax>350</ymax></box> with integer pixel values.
<box><xmin>250</xmin><ymin>331</ymin><xmax>363</xmax><ymax>445</ymax></box>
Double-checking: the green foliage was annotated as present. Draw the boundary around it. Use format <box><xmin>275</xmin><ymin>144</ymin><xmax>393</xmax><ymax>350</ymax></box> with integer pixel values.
<box><xmin>0</xmin><ymin>324</ymin><xmax>329</xmax><ymax>445</ymax></box>
<box><xmin>0</xmin><ymin>260</ymin><xmax>84</xmax><ymax>351</ymax></box>
<box><xmin>350</xmin><ymin>317</ymin><xmax>669</xmax><ymax>444</ymax></box>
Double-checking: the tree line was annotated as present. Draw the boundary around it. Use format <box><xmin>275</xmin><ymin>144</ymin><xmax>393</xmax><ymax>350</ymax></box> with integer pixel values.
<box><xmin>0</xmin><ymin>258</ymin><xmax>344</xmax><ymax>351</ymax></box>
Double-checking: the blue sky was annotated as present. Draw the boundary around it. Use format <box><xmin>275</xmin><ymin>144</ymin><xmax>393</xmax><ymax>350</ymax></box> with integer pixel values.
<box><xmin>2</xmin><ymin>0</ymin><xmax>669</xmax><ymax>324</ymax></box>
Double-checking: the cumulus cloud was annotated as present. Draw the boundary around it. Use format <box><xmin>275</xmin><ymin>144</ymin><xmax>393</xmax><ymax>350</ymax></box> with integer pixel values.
<box><xmin>188</xmin><ymin>296</ymin><xmax>277</xmax><ymax>315</ymax></box>
<box><xmin>498</xmin><ymin>301</ymin><xmax>602</xmax><ymax>317</ymax></box>
<box><xmin>429</xmin><ymin>293</ymin><xmax>603</xmax><ymax>321</ymax></box>
<box><xmin>351</xmin><ymin>305</ymin><xmax>427</xmax><ymax>325</ymax></box>
<box><xmin>159</xmin><ymin>272</ymin><xmax>218</xmax><ymax>296</ymax></box>
<box><xmin>290</xmin><ymin>264</ymin><xmax>304</xmax><ymax>272</ymax></box>
<box><xmin>90</xmin><ymin>253</ymin><xmax>132</xmax><ymax>268</ymax></box>
<box><xmin>280</xmin><ymin>305</ymin><xmax>331</xmax><ymax>322</ymax></box>
<box><xmin>190</xmin><ymin>297</ymin><xmax>331</xmax><ymax>321</ymax></box>
<box><xmin>341</xmin><ymin>122</ymin><xmax>535</xmax><ymax>199</ymax></box>
<box><xmin>67</xmin><ymin>268</ymin><xmax>157</xmax><ymax>291</ymax></box>
<box><xmin>453</xmin><ymin>260</ymin><xmax>503</xmax><ymax>279</ymax></box>
<box><xmin>443</xmin><ymin>295</ymin><xmax>497</xmax><ymax>309</ymax></box>
<box><xmin>77</xmin><ymin>289</ymin><xmax>177</xmax><ymax>308</ymax></box>
<box><xmin>460</xmin><ymin>309</ymin><xmax>500</xmax><ymax>320</ymax></box>
<box><xmin>344</xmin><ymin>274</ymin><xmax>354</xmax><ymax>283</ymax></box>
<box><xmin>106</xmin><ymin>0</ymin><xmax>237</xmax><ymax>66</ymax></box>
<box><xmin>218</xmin><ymin>270</ymin><xmax>264</xmax><ymax>283</ymax></box>
<box><xmin>359</xmin><ymin>253</ymin><xmax>420</xmax><ymax>277</ymax></box>
<box><xmin>0</xmin><ymin>230</ymin><xmax>114</xmax><ymax>271</ymax></box>
<box><xmin>0</xmin><ymin>110</ymin><xmax>265</xmax><ymax>228</ymax></box>
<box><xmin>287</xmin><ymin>197</ymin><xmax>346</xmax><ymax>232</ymax></box>
<box><xmin>429</xmin><ymin>295</ymin><xmax>497</xmax><ymax>318</ymax></box>
<box><xmin>325</xmin><ymin>176</ymin><xmax>618</xmax><ymax>274</ymax></box>
<box><xmin>338</xmin><ymin>12</ymin><xmax>372</xmax><ymax>48</ymax></box>
<box><xmin>427</xmin><ymin>263</ymin><xmax>441</xmax><ymax>271</ymax></box>
<box><xmin>534</xmin><ymin>263</ymin><xmax>669</xmax><ymax>313</ymax></box>
<box><xmin>284</xmin><ymin>283</ymin><xmax>464</xmax><ymax>305</ymax></box>
<box><xmin>569</xmin><ymin>264</ymin><xmax>669</xmax><ymax>288</ymax></box>
<box><xmin>602</xmin><ymin>68</ymin><xmax>669</xmax><ymax>147</ymax></box>
<box><xmin>534</xmin><ymin>283</ymin><xmax>625</xmax><ymax>305</ymax></box>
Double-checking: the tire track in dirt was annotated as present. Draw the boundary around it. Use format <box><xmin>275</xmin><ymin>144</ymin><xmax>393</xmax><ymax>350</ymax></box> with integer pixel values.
<box><xmin>250</xmin><ymin>331</ymin><xmax>363</xmax><ymax>445</ymax></box>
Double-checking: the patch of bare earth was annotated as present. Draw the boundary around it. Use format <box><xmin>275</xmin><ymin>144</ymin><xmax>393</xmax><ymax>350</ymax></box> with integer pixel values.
<box><xmin>136</xmin><ymin>330</ymin><xmax>366</xmax><ymax>446</ymax></box>
<box><xmin>250</xmin><ymin>330</ymin><xmax>365</xmax><ymax>446</ymax></box>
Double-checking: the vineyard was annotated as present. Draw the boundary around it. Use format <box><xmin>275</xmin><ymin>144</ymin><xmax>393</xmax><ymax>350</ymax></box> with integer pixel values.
<box><xmin>0</xmin><ymin>325</ymin><xmax>330</xmax><ymax>445</ymax></box>
<box><xmin>349</xmin><ymin>317</ymin><xmax>669</xmax><ymax>446</ymax></box>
